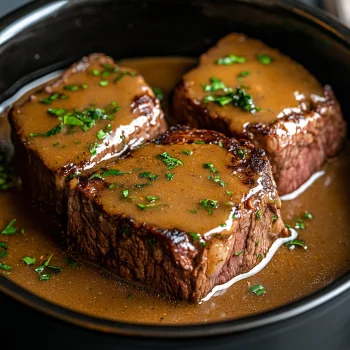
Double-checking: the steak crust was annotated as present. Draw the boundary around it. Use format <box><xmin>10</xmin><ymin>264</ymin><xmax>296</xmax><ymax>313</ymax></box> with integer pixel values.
<box><xmin>67</xmin><ymin>126</ymin><xmax>288</xmax><ymax>302</ymax></box>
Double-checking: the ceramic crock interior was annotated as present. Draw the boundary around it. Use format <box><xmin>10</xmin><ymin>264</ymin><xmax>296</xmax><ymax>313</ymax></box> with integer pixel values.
<box><xmin>0</xmin><ymin>0</ymin><xmax>350</xmax><ymax>337</ymax></box>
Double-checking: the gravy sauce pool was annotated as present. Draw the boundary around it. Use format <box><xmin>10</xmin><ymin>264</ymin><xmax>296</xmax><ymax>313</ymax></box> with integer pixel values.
<box><xmin>0</xmin><ymin>57</ymin><xmax>349</xmax><ymax>324</ymax></box>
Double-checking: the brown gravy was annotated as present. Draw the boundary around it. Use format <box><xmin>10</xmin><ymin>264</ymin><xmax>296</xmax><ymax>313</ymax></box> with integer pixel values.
<box><xmin>0</xmin><ymin>57</ymin><xmax>349</xmax><ymax>325</ymax></box>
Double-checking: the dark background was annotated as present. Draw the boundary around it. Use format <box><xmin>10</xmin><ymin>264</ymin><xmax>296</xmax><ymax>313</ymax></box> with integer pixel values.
<box><xmin>0</xmin><ymin>0</ymin><xmax>324</xmax><ymax>18</ymax></box>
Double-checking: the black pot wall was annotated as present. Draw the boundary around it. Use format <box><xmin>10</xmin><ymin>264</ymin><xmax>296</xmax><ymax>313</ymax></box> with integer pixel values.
<box><xmin>0</xmin><ymin>1</ymin><xmax>350</xmax><ymax>349</ymax></box>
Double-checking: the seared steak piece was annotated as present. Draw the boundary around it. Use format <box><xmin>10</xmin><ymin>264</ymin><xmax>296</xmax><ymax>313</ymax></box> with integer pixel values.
<box><xmin>67</xmin><ymin>126</ymin><xmax>288</xmax><ymax>302</ymax></box>
<box><xmin>9</xmin><ymin>54</ymin><xmax>166</xmax><ymax>215</ymax></box>
<box><xmin>171</xmin><ymin>33</ymin><xmax>346</xmax><ymax>195</ymax></box>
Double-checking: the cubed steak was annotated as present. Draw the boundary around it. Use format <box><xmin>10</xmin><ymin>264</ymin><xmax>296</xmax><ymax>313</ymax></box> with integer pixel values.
<box><xmin>171</xmin><ymin>33</ymin><xmax>346</xmax><ymax>195</ymax></box>
<box><xmin>67</xmin><ymin>126</ymin><xmax>288</xmax><ymax>302</ymax></box>
<box><xmin>9</xmin><ymin>54</ymin><xmax>166</xmax><ymax>215</ymax></box>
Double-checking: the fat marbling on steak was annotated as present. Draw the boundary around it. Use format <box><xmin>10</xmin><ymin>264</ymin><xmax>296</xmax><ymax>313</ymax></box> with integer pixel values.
<box><xmin>171</xmin><ymin>33</ymin><xmax>346</xmax><ymax>195</ymax></box>
<box><xmin>67</xmin><ymin>126</ymin><xmax>288</xmax><ymax>301</ymax></box>
<box><xmin>9</xmin><ymin>54</ymin><xmax>166</xmax><ymax>215</ymax></box>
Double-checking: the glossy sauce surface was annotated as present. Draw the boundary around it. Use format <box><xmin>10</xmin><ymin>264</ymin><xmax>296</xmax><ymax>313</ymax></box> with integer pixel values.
<box><xmin>11</xmin><ymin>55</ymin><xmax>159</xmax><ymax>174</ymax></box>
<box><xmin>183</xmin><ymin>33</ymin><xmax>324</xmax><ymax>133</ymax></box>
<box><xmin>0</xmin><ymin>57</ymin><xmax>349</xmax><ymax>325</ymax></box>
<box><xmin>89</xmin><ymin>143</ymin><xmax>257</xmax><ymax>235</ymax></box>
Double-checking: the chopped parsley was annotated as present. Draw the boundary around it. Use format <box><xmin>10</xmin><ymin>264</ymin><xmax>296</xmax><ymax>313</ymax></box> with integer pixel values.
<box><xmin>220</xmin><ymin>223</ymin><xmax>226</xmax><ymax>227</ymax></box>
<box><xmin>22</xmin><ymin>256</ymin><xmax>36</xmax><ymax>265</ymax></box>
<box><xmin>157</xmin><ymin>152</ymin><xmax>184</xmax><ymax>170</ymax></box>
<box><xmin>39</xmin><ymin>93</ymin><xmax>67</xmax><ymax>104</ymax></box>
<box><xmin>166</xmin><ymin>172</ymin><xmax>175</xmax><ymax>181</ymax></box>
<box><xmin>256</xmin><ymin>209</ymin><xmax>262</xmax><ymax>221</ymax></box>
<box><xmin>304</xmin><ymin>211</ymin><xmax>313</xmax><ymax>219</ymax></box>
<box><xmin>216</xmin><ymin>54</ymin><xmax>246</xmax><ymax>65</ymax></box>
<box><xmin>189</xmin><ymin>232</ymin><xmax>200</xmax><ymax>240</ymax></box>
<box><xmin>295</xmin><ymin>219</ymin><xmax>305</xmax><ymax>230</ymax></box>
<box><xmin>146</xmin><ymin>196</ymin><xmax>160</xmax><ymax>202</ymax></box>
<box><xmin>202</xmin><ymin>77</ymin><xmax>229</xmax><ymax>92</ymax></box>
<box><xmin>285</xmin><ymin>239</ymin><xmax>306</xmax><ymax>249</ymax></box>
<box><xmin>203</xmin><ymin>162</ymin><xmax>218</xmax><ymax>173</ymax></box>
<box><xmin>249</xmin><ymin>284</ymin><xmax>266</xmax><ymax>296</ymax></box>
<box><xmin>257</xmin><ymin>54</ymin><xmax>272</xmax><ymax>65</ymax></box>
<box><xmin>114</xmin><ymin>71</ymin><xmax>136</xmax><ymax>83</ymax></box>
<box><xmin>204</xmin><ymin>87</ymin><xmax>260</xmax><ymax>113</ymax></box>
<box><xmin>48</xmin><ymin>108</ymin><xmax>67</xmax><ymax>116</ymax></box>
<box><xmin>64</xmin><ymin>85</ymin><xmax>79</xmax><ymax>91</ymax></box>
<box><xmin>89</xmin><ymin>142</ymin><xmax>99</xmax><ymax>156</ymax></box>
<box><xmin>182</xmin><ymin>150</ymin><xmax>192</xmax><ymax>155</ymax></box>
<box><xmin>121</xmin><ymin>189</ymin><xmax>129</xmax><ymax>198</ymax></box>
<box><xmin>35</xmin><ymin>254</ymin><xmax>62</xmax><ymax>281</ymax></box>
<box><xmin>1</xmin><ymin>219</ymin><xmax>17</xmax><ymax>235</ymax></box>
<box><xmin>238</xmin><ymin>71</ymin><xmax>251</xmax><ymax>79</ymax></box>
<box><xmin>0</xmin><ymin>262</ymin><xmax>12</xmax><ymax>271</ymax></box>
<box><xmin>226</xmin><ymin>191</ymin><xmax>232</xmax><ymax>196</ymax></box>
<box><xmin>139</xmin><ymin>172</ymin><xmax>158</xmax><ymax>181</ymax></box>
<box><xmin>103</xmin><ymin>169</ymin><xmax>132</xmax><ymax>177</ymax></box>
<box><xmin>208</xmin><ymin>175</ymin><xmax>225</xmax><ymax>187</ymax></box>
<box><xmin>200</xmin><ymin>199</ymin><xmax>219</xmax><ymax>215</ymax></box>
<box><xmin>30</xmin><ymin>123</ymin><xmax>63</xmax><ymax>137</ymax></box>
<box><xmin>152</xmin><ymin>87</ymin><xmax>164</xmax><ymax>101</ymax></box>
<box><xmin>96</xmin><ymin>124</ymin><xmax>111</xmax><ymax>140</ymax></box>
<box><xmin>99</xmin><ymin>80</ymin><xmax>109</xmax><ymax>87</ymax></box>
<box><xmin>0</xmin><ymin>242</ymin><xmax>7</xmax><ymax>258</ymax></box>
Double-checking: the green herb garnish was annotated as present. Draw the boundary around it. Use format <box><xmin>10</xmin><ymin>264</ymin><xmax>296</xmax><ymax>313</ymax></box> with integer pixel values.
<box><xmin>182</xmin><ymin>150</ymin><xmax>192</xmax><ymax>155</ymax></box>
<box><xmin>146</xmin><ymin>196</ymin><xmax>159</xmax><ymax>202</ymax></box>
<box><xmin>256</xmin><ymin>209</ymin><xmax>262</xmax><ymax>221</ymax></box>
<box><xmin>89</xmin><ymin>142</ymin><xmax>99</xmax><ymax>156</ymax></box>
<box><xmin>203</xmin><ymin>162</ymin><xmax>218</xmax><ymax>173</ymax></box>
<box><xmin>249</xmin><ymin>284</ymin><xmax>266</xmax><ymax>296</ymax></box>
<box><xmin>22</xmin><ymin>256</ymin><xmax>36</xmax><ymax>265</ymax></box>
<box><xmin>194</xmin><ymin>140</ymin><xmax>205</xmax><ymax>145</ymax></box>
<box><xmin>237</xmin><ymin>148</ymin><xmax>247</xmax><ymax>159</ymax></box>
<box><xmin>303</xmin><ymin>211</ymin><xmax>313</xmax><ymax>219</ymax></box>
<box><xmin>208</xmin><ymin>175</ymin><xmax>225</xmax><ymax>187</ymax></box>
<box><xmin>285</xmin><ymin>239</ymin><xmax>306</xmax><ymax>249</ymax></box>
<box><xmin>137</xmin><ymin>202</ymin><xmax>162</xmax><ymax>210</ymax></box>
<box><xmin>39</xmin><ymin>93</ymin><xmax>66</xmax><ymax>104</ymax></box>
<box><xmin>1</xmin><ymin>219</ymin><xmax>17</xmax><ymax>235</ymax></box>
<box><xmin>157</xmin><ymin>152</ymin><xmax>184</xmax><ymax>170</ymax></box>
<box><xmin>200</xmin><ymin>199</ymin><xmax>219</xmax><ymax>215</ymax></box>
<box><xmin>64</xmin><ymin>85</ymin><xmax>79</xmax><ymax>91</ymax></box>
<box><xmin>48</xmin><ymin>108</ymin><xmax>67</xmax><ymax>116</ymax></box>
<box><xmin>272</xmin><ymin>215</ymin><xmax>278</xmax><ymax>222</ymax></box>
<box><xmin>99</xmin><ymin>80</ymin><xmax>109</xmax><ymax>87</ymax></box>
<box><xmin>189</xmin><ymin>210</ymin><xmax>197</xmax><ymax>214</ymax></box>
<box><xmin>139</xmin><ymin>172</ymin><xmax>158</xmax><ymax>181</ymax></box>
<box><xmin>216</xmin><ymin>54</ymin><xmax>246</xmax><ymax>65</ymax></box>
<box><xmin>0</xmin><ymin>262</ymin><xmax>12</xmax><ymax>271</ymax></box>
<box><xmin>114</xmin><ymin>71</ymin><xmax>136</xmax><ymax>83</ymax></box>
<box><xmin>204</xmin><ymin>87</ymin><xmax>260</xmax><ymax>113</ymax></box>
<box><xmin>96</xmin><ymin>124</ymin><xmax>111</xmax><ymax>140</ymax></box>
<box><xmin>121</xmin><ymin>189</ymin><xmax>129</xmax><ymax>198</ymax></box>
<box><xmin>202</xmin><ymin>77</ymin><xmax>230</xmax><ymax>92</ymax></box>
<box><xmin>238</xmin><ymin>71</ymin><xmax>251</xmax><ymax>78</ymax></box>
<box><xmin>234</xmin><ymin>250</ymin><xmax>243</xmax><ymax>256</ymax></box>
<box><xmin>257</xmin><ymin>54</ymin><xmax>272</xmax><ymax>65</ymax></box>
<box><xmin>153</xmin><ymin>87</ymin><xmax>164</xmax><ymax>101</ymax></box>
<box><xmin>30</xmin><ymin>123</ymin><xmax>63</xmax><ymax>137</ymax></box>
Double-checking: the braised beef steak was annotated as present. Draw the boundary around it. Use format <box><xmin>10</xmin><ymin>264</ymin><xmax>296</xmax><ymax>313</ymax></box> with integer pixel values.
<box><xmin>67</xmin><ymin>126</ymin><xmax>287</xmax><ymax>301</ymax></box>
<box><xmin>9</xmin><ymin>54</ymin><xmax>166</xmax><ymax>215</ymax></box>
<box><xmin>171</xmin><ymin>33</ymin><xmax>346</xmax><ymax>195</ymax></box>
